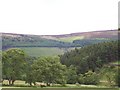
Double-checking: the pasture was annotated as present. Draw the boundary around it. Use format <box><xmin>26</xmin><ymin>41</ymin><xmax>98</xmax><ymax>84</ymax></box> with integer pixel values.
<box><xmin>2</xmin><ymin>80</ymin><xmax>119</xmax><ymax>90</ymax></box>
<box><xmin>2</xmin><ymin>87</ymin><xmax>119</xmax><ymax>90</ymax></box>
<box><xmin>19</xmin><ymin>47</ymin><xmax>74</xmax><ymax>57</ymax></box>
<box><xmin>57</xmin><ymin>36</ymin><xmax>84</xmax><ymax>42</ymax></box>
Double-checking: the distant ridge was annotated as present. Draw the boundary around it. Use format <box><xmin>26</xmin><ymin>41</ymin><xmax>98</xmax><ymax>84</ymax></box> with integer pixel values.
<box><xmin>40</xmin><ymin>30</ymin><xmax>118</xmax><ymax>40</ymax></box>
<box><xmin>1</xmin><ymin>29</ymin><xmax>117</xmax><ymax>36</ymax></box>
<box><xmin>2</xmin><ymin>30</ymin><xmax>118</xmax><ymax>50</ymax></box>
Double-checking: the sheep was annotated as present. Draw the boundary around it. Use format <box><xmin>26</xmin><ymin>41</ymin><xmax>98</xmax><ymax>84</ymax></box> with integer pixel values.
<box><xmin>36</xmin><ymin>82</ymin><xmax>47</xmax><ymax>88</ymax></box>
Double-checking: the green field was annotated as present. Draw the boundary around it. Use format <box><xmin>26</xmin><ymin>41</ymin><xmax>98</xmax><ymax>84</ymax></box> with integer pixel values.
<box><xmin>2</xmin><ymin>87</ymin><xmax>119</xmax><ymax>90</ymax></box>
<box><xmin>57</xmin><ymin>36</ymin><xmax>84</xmax><ymax>42</ymax></box>
<box><xmin>2</xmin><ymin>80</ymin><xmax>119</xmax><ymax>90</ymax></box>
<box><xmin>19</xmin><ymin>47</ymin><xmax>74</xmax><ymax>57</ymax></box>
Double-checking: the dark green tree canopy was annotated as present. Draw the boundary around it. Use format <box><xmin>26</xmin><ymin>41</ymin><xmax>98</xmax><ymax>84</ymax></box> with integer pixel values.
<box><xmin>60</xmin><ymin>41</ymin><xmax>118</xmax><ymax>74</ymax></box>
<box><xmin>2</xmin><ymin>48</ymin><xmax>26</xmax><ymax>85</ymax></box>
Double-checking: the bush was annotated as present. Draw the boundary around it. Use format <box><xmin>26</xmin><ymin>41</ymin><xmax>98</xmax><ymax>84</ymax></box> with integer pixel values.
<box><xmin>115</xmin><ymin>67</ymin><xmax>120</xmax><ymax>87</ymax></box>
<box><xmin>100</xmin><ymin>66</ymin><xmax>118</xmax><ymax>86</ymax></box>
<box><xmin>78</xmin><ymin>70</ymin><xmax>100</xmax><ymax>85</ymax></box>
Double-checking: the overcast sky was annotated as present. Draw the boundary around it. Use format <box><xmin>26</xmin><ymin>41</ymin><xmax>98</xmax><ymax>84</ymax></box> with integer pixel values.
<box><xmin>0</xmin><ymin>0</ymin><xmax>119</xmax><ymax>35</ymax></box>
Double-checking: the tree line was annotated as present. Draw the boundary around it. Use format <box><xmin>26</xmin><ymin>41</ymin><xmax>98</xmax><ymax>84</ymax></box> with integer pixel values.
<box><xmin>60</xmin><ymin>40</ymin><xmax>119</xmax><ymax>74</ymax></box>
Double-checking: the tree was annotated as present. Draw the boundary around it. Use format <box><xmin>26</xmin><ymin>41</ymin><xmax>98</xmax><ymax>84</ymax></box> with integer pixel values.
<box><xmin>31</xmin><ymin>56</ymin><xmax>67</xmax><ymax>86</ymax></box>
<box><xmin>66</xmin><ymin>65</ymin><xmax>78</xmax><ymax>84</ymax></box>
<box><xmin>24</xmin><ymin>56</ymin><xmax>37</xmax><ymax>86</ymax></box>
<box><xmin>2</xmin><ymin>48</ymin><xmax>26</xmax><ymax>86</ymax></box>
<box><xmin>60</xmin><ymin>41</ymin><xmax>118</xmax><ymax>74</ymax></box>
<box><xmin>78</xmin><ymin>70</ymin><xmax>100</xmax><ymax>85</ymax></box>
<box><xmin>25</xmin><ymin>69</ymin><xmax>36</xmax><ymax>86</ymax></box>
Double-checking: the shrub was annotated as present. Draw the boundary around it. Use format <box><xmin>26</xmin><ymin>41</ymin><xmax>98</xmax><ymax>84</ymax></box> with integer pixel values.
<box><xmin>78</xmin><ymin>70</ymin><xmax>100</xmax><ymax>85</ymax></box>
<box><xmin>100</xmin><ymin>66</ymin><xmax>118</xmax><ymax>86</ymax></box>
<box><xmin>115</xmin><ymin>67</ymin><xmax>120</xmax><ymax>87</ymax></box>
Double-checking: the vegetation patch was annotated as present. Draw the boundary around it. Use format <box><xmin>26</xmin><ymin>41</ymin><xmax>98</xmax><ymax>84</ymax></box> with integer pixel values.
<box><xmin>2</xmin><ymin>40</ymin><xmax>120</xmax><ymax>89</ymax></box>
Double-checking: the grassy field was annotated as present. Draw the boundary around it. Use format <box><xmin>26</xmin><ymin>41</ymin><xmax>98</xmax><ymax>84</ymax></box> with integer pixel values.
<box><xmin>2</xmin><ymin>80</ymin><xmax>119</xmax><ymax>90</ymax></box>
<box><xmin>19</xmin><ymin>47</ymin><xmax>74</xmax><ymax>57</ymax></box>
<box><xmin>57</xmin><ymin>36</ymin><xmax>84</xmax><ymax>42</ymax></box>
<box><xmin>2</xmin><ymin>87</ymin><xmax>119</xmax><ymax>90</ymax></box>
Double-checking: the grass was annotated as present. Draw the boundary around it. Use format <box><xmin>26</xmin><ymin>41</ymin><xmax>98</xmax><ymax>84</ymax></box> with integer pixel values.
<box><xmin>58</xmin><ymin>36</ymin><xmax>84</xmax><ymax>42</ymax></box>
<box><xmin>2</xmin><ymin>87</ymin><xmax>119</xmax><ymax>90</ymax></box>
<box><xmin>19</xmin><ymin>47</ymin><xmax>75</xmax><ymax>57</ymax></box>
<box><xmin>2</xmin><ymin>80</ymin><xmax>119</xmax><ymax>90</ymax></box>
<box><xmin>111</xmin><ymin>61</ymin><xmax>120</xmax><ymax>65</ymax></box>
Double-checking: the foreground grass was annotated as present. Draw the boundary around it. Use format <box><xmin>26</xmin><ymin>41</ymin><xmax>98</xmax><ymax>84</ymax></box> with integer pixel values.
<box><xmin>2</xmin><ymin>87</ymin><xmax>119</xmax><ymax>90</ymax></box>
<box><xmin>2</xmin><ymin>80</ymin><xmax>119</xmax><ymax>90</ymax></box>
<box><xmin>2</xmin><ymin>84</ymin><xmax>119</xmax><ymax>90</ymax></box>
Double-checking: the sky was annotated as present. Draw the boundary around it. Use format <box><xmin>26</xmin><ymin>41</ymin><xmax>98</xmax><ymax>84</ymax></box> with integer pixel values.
<box><xmin>0</xmin><ymin>0</ymin><xmax>119</xmax><ymax>35</ymax></box>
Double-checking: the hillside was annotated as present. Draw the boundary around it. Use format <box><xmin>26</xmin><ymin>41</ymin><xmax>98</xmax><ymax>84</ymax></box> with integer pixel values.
<box><xmin>2</xmin><ymin>31</ymin><xmax>120</xmax><ymax>87</ymax></box>
<box><xmin>2</xmin><ymin>33</ymin><xmax>73</xmax><ymax>50</ymax></box>
<box><xmin>40</xmin><ymin>30</ymin><xmax>118</xmax><ymax>42</ymax></box>
<box><xmin>60</xmin><ymin>40</ymin><xmax>119</xmax><ymax>74</ymax></box>
<box><xmin>19</xmin><ymin>47</ymin><xmax>75</xmax><ymax>57</ymax></box>
<box><xmin>2</xmin><ymin>30</ymin><xmax>118</xmax><ymax>50</ymax></box>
